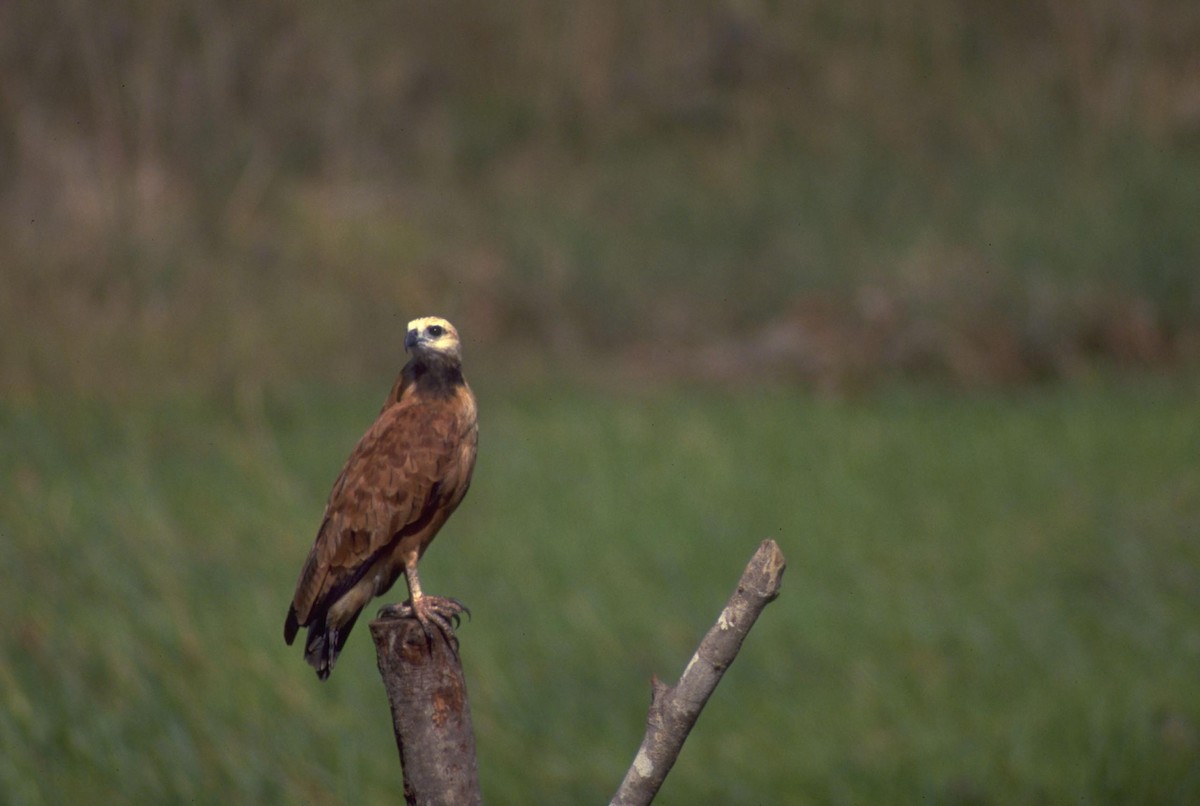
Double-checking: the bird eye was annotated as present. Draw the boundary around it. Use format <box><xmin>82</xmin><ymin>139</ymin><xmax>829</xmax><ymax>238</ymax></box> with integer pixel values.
<box><xmin>427</xmin><ymin>325</ymin><xmax>445</xmax><ymax>337</ymax></box>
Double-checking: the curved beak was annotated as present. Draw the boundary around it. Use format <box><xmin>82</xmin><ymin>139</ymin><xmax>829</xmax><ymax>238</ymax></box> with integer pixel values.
<box><xmin>404</xmin><ymin>329</ymin><xmax>420</xmax><ymax>352</ymax></box>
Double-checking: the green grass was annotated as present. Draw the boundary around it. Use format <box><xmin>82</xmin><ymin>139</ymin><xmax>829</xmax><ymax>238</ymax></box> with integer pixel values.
<box><xmin>2</xmin><ymin>378</ymin><xmax>1198</xmax><ymax>803</ymax></box>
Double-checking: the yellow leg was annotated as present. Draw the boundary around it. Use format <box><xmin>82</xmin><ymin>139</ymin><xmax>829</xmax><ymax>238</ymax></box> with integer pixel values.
<box><xmin>404</xmin><ymin>552</ymin><xmax>425</xmax><ymax>605</ymax></box>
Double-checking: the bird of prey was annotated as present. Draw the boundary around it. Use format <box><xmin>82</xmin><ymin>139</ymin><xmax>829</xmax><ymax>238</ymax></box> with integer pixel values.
<box><xmin>284</xmin><ymin>316</ymin><xmax>478</xmax><ymax>680</ymax></box>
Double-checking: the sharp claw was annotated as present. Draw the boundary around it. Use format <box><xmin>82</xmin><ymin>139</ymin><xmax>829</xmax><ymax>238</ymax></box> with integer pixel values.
<box><xmin>447</xmin><ymin>597</ymin><xmax>469</xmax><ymax>614</ymax></box>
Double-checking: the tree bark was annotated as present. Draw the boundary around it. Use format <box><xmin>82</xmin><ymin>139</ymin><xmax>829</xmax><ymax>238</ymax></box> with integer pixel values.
<box><xmin>610</xmin><ymin>539</ymin><xmax>787</xmax><ymax>806</ymax></box>
<box><xmin>370</xmin><ymin>617</ymin><xmax>482</xmax><ymax>806</ymax></box>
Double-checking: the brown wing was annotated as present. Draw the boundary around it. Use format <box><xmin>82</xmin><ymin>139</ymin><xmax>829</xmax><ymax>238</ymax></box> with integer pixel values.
<box><xmin>283</xmin><ymin>382</ymin><xmax>477</xmax><ymax>679</ymax></box>
<box><xmin>287</xmin><ymin>399</ymin><xmax>464</xmax><ymax>630</ymax></box>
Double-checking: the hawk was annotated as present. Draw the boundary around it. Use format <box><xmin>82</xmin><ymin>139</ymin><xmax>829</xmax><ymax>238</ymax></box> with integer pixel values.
<box><xmin>284</xmin><ymin>316</ymin><xmax>479</xmax><ymax>679</ymax></box>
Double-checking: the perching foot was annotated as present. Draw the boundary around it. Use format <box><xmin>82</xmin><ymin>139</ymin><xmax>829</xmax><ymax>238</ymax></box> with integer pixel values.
<box><xmin>377</xmin><ymin>596</ymin><xmax>470</xmax><ymax>650</ymax></box>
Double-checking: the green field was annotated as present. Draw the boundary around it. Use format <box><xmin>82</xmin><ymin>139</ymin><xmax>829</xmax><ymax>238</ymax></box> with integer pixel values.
<box><xmin>2</xmin><ymin>377</ymin><xmax>1197</xmax><ymax>804</ymax></box>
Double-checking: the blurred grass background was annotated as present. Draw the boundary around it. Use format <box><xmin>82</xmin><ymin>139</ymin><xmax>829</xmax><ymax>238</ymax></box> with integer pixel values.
<box><xmin>2</xmin><ymin>1</ymin><xmax>1200</xmax><ymax>803</ymax></box>
<box><xmin>4</xmin><ymin>0</ymin><xmax>1200</xmax><ymax>395</ymax></box>
<box><xmin>2</xmin><ymin>383</ymin><xmax>1198</xmax><ymax>803</ymax></box>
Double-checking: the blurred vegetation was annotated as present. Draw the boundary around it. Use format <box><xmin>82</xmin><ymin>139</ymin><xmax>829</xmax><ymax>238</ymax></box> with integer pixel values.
<box><xmin>3</xmin><ymin>0</ymin><xmax>1200</xmax><ymax>396</ymax></box>
<box><xmin>2</xmin><ymin>380</ymin><xmax>1198</xmax><ymax>803</ymax></box>
<box><xmin>3</xmin><ymin>4</ymin><xmax>1200</xmax><ymax>803</ymax></box>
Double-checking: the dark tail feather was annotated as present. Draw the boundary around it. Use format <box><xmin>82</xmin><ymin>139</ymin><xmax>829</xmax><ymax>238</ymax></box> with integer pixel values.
<box><xmin>301</xmin><ymin>608</ymin><xmax>362</xmax><ymax>680</ymax></box>
<box><xmin>284</xmin><ymin>606</ymin><xmax>301</xmax><ymax>645</ymax></box>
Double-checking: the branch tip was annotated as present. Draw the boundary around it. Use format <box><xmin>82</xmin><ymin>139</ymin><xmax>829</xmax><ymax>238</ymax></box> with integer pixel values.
<box><xmin>610</xmin><ymin>540</ymin><xmax>785</xmax><ymax>806</ymax></box>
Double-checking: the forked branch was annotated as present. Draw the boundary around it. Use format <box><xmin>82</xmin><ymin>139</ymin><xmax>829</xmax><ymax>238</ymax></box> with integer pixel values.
<box><xmin>610</xmin><ymin>539</ymin><xmax>786</xmax><ymax>806</ymax></box>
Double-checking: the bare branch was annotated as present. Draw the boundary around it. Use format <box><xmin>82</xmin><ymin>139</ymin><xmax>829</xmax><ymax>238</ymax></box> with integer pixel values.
<box><xmin>610</xmin><ymin>539</ymin><xmax>786</xmax><ymax>806</ymax></box>
<box><xmin>369</xmin><ymin>617</ymin><xmax>482</xmax><ymax>806</ymax></box>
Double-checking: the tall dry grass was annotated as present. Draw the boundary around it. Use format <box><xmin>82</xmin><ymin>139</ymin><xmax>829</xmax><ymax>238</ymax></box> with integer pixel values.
<box><xmin>3</xmin><ymin>1</ymin><xmax>1199</xmax><ymax>396</ymax></box>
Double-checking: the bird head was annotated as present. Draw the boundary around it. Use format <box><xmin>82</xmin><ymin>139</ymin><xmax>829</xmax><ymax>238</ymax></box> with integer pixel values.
<box><xmin>405</xmin><ymin>316</ymin><xmax>463</xmax><ymax>364</ymax></box>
